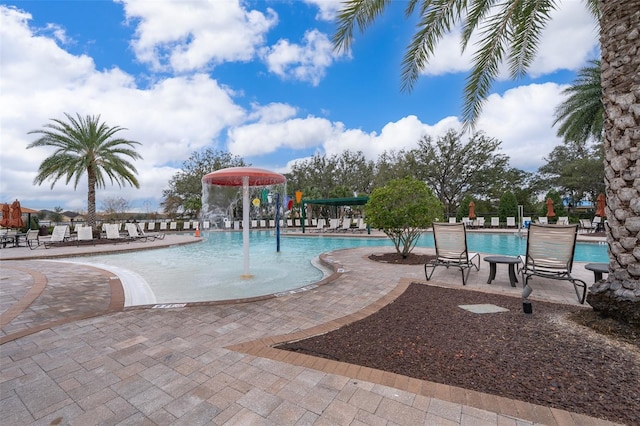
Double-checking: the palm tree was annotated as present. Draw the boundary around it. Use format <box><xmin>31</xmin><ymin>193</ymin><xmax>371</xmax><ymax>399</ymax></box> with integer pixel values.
<box><xmin>27</xmin><ymin>113</ymin><xmax>143</xmax><ymax>228</ymax></box>
<box><xmin>334</xmin><ymin>0</ymin><xmax>639</xmax><ymax>324</ymax></box>
<box><xmin>553</xmin><ymin>60</ymin><xmax>603</xmax><ymax>144</ymax></box>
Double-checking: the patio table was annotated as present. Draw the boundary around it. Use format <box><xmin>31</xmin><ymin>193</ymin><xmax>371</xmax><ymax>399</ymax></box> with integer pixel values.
<box><xmin>484</xmin><ymin>255</ymin><xmax>521</xmax><ymax>287</ymax></box>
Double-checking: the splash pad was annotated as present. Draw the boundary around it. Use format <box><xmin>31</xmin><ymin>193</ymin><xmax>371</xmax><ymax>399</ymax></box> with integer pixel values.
<box><xmin>201</xmin><ymin>167</ymin><xmax>286</xmax><ymax>278</ymax></box>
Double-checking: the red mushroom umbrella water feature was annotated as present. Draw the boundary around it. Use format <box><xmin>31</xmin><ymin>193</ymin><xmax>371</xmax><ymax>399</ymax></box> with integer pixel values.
<box><xmin>202</xmin><ymin>167</ymin><xmax>286</xmax><ymax>278</ymax></box>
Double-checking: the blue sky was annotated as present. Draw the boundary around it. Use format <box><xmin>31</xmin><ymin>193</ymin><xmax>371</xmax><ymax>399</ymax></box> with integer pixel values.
<box><xmin>0</xmin><ymin>0</ymin><xmax>599</xmax><ymax>213</ymax></box>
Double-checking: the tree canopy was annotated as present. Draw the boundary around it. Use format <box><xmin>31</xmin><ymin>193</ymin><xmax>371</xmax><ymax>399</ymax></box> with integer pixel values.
<box><xmin>27</xmin><ymin>113</ymin><xmax>142</xmax><ymax>227</ymax></box>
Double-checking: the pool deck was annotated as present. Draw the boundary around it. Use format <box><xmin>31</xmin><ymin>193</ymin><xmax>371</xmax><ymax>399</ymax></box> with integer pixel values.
<box><xmin>0</xmin><ymin>230</ymin><xmax>618</xmax><ymax>425</ymax></box>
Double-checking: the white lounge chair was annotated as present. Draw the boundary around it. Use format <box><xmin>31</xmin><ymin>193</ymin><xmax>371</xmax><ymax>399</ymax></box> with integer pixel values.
<box><xmin>106</xmin><ymin>223</ymin><xmax>129</xmax><ymax>243</ymax></box>
<box><xmin>506</xmin><ymin>217</ymin><xmax>516</xmax><ymax>228</ymax></box>
<box><xmin>259</xmin><ymin>220</ymin><xmax>267</xmax><ymax>228</ymax></box>
<box><xmin>537</xmin><ymin>217</ymin><xmax>548</xmax><ymax>225</ymax></box>
<box><xmin>340</xmin><ymin>218</ymin><xmax>352</xmax><ymax>232</ymax></box>
<box><xmin>353</xmin><ymin>218</ymin><xmax>368</xmax><ymax>233</ymax></box>
<box><xmin>522</xmin><ymin>217</ymin><xmax>532</xmax><ymax>227</ymax></box>
<box><xmin>44</xmin><ymin>225</ymin><xmax>70</xmax><ymax>248</ymax></box>
<box><xmin>476</xmin><ymin>217</ymin><xmax>485</xmax><ymax>228</ymax></box>
<box><xmin>519</xmin><ymin>224</ymin><xmax>586</xmax><ymax>304</ymax></box>
<box><xmin>286</xmin><ymin>219</ymin><xmax>293</xmax><ymax>227</ymax></box>
<box><xmin>311</xmin><ymin>218</ymin><xmax>326</xmax><ymax>232</ymax></box>
<box><xmin>448</xmin><ymin>217</ymin><xmax>457</xmax><ymax>224</ymax></box>
<box><xmin>491</xmin><ymin>217</ymin><xmax>500</xmax><ymax>228</ymax></box>
<box><xmin>125</xmin><ymin>223</ymin><xmax>148</xmax><ymax>241</ymax></box>
<box><xmin>557</xmin><ymin>216</ymin><xmax>569</xmax><ymax>225</ymax></box>
<box><xmin>77</xmin><ymin>226</ymin><xmax>95</xmax><ymax>246</ymax></box>
<box><xmin>233</xmin><ymin>221</ymin><xmax>240</xmax><ymax>229</ymax></box>
<box><xmin>183</xmin><ymin>221</ymin><xmax>190</xmax><ymax>230</ymax></box>
<box><xmin>26</xmin><ymin>229</ymin><xmax>43</xmax><ymax>249</ymax></box>
<box><xmin>147</xmin><ymin>222</ymin><xmax>156</xmax><ymax>231</ymax></box>
<box><xmin>425</xmin><ymin>222</ymin><xmax>480</xmax><ymax>286</ymax></box>
<box><xmin>325</xmin><ymin>218</ymin><xmax>340</xmax><ymax>232</ymax></box>
<box><xmin>160</xmin><ymin>222</ymin><xmax>168</xmax><ymax>231</ymax></box>
<box><xmin>169</xmin><ymin>222</ymin><xmax>177</xmax><ymax>231</ymax></box>
<box><xmin>579</xmin><ymin>219</ymin><xmax>595</xmax><ymax>233</ymax></box>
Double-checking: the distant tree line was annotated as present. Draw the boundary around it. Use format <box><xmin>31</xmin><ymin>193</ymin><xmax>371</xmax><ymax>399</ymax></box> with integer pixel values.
<box><xmin>162</xmin><ymin>128</ymin><xmax>603</xmax><ymax>220</ymax></box>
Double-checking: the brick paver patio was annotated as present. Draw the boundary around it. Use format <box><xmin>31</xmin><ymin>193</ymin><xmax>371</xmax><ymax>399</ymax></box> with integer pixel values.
<box><xmin>0</xmin><ymin>233</ymin><xmax>619</xmax><ymax>425</ymax></box>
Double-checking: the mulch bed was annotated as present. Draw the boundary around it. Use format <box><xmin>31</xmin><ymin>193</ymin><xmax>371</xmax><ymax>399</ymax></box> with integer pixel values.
<box><xmin>278</xmin><ymin>282</ymin><xmax>640</xmax><ymax>425</ymax></box>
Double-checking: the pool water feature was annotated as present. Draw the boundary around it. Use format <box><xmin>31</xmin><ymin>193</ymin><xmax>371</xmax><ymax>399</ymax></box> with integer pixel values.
<box><xmin>65</xmin><ymin>231</ymin><xmax>608</xmax><ymax>306</ymax></box>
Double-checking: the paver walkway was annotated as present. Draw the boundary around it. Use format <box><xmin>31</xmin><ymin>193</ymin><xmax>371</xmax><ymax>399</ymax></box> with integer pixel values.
<box><xmin>0</xmin><ymin>234</ymin><xmax>619</xmax><ymax>425</ymax></box>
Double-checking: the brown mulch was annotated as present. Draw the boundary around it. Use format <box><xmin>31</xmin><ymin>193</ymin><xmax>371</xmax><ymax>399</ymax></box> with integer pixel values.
<box><xmin>278</xmin><ymin>252</ymin><xmax>640</xmax><ymax>425</ymax></box>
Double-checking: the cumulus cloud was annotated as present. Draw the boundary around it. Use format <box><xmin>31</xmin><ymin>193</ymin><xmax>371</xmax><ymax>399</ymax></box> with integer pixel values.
<box><xmin>477</xmin><ymin>82</ymin><xmax>567</xmax><ymax>171</ymax></box>
<box><xmin>118</xmin><ymin>0</ymin><xmax>278</xmax><ymax>72</ymax></box>
<box><xmin>261</xmin><ymin>29</ymin><xmax>342</xmax><ymax>86</ymax></box>
<box><xmin>0</xmin><ymin>6</ymin><xmax>245</xmax><ymax>211</ymax></box>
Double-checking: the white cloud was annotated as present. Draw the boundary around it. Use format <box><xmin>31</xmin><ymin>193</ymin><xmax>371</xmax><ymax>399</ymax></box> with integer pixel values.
<box><xmin>247</xmin><ymin>102</ymin><xmax>297</xmax><ymax>123</ymax></box>
<box><xmin>303</xmin><ymin>0</ymin><xmax>342</xmax><ymax>21</ymax></box>
<box><xmin>528</xmin><ymin>1</ymin><xmax>599</xmax><ymax>76</ymax></box>
<box><xmin>477</xmin><ymin>82</ymin><xmax>567</xmax><ymax>171</ymax></box>
<box><xmin>0</xmin><ymin>6</ymin><xmax>245</xmax><ymax>211</ymax></box>
<box><xmin>262</xmin><ymin>29</ymin><xmax>341</xmax><ymax>85</ymax></box>
<box><xmin>227</xmin><ymin>116</ymin><xmax>336</xmax><ymax>157</ymax></box>
<box><xmin>421</xmin><ymin>1</ymin><xmax>597</xmax><ymax>78</ymax></box>
<box><xmin>275</xmin><ymin>84</ymin><xmax>567</xmax><ymax>175</ymax></box>
<box><xmin>118</xmin><ymin>0</ymin><xmax>278</xmax><ymax>72</ymax></box>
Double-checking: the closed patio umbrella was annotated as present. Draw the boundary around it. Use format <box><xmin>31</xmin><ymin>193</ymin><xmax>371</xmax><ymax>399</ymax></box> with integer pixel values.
<box><xmin>545</xmin><ymin>198</ymin><xmax>556</xmax><ymax>218</ymax></box>
<box><xmin>8</xmin><ymin>199</ymin><xmax>24</xmax><ymax>228</ymax></box>
<box><xmin>595</xmin><ymin>193</ymin><xmax>606</xmax><ymax>217</ymax></box>
<box><xmin>0</xmin><ymin>203</ymin><xmax>9</xmax><ymax>227</ymax></box>
<box><xmin>468</xmin><ymin>201</ymin><xmax>476</xmax><ymax>219</ymax></box>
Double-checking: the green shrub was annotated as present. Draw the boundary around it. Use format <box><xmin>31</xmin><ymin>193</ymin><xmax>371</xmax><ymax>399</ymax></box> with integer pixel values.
<box><xmin>366</xmin><ymin>177</ymin><xmax>443</xmax><ymax>257</ymax></box>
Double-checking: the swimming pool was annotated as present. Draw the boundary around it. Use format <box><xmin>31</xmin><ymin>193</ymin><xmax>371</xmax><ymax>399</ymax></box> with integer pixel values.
<box><xmin>64</xmin><ymin>231</ymin><xmax>607</xmax><ymax>306</ymax></box>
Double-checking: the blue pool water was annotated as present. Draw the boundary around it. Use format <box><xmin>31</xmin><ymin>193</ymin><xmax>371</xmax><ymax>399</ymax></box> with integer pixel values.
<box><xmin>65</xmin><ymin>231</ymin><xmax>607</xmax><ymax>305</ymax></box>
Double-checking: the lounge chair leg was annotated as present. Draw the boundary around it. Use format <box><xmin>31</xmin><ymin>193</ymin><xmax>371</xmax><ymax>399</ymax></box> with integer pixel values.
<box><xmin>425</xmin><ymin>264</ymin><xmax>435</xmax><ymax>281</ymax></box>
<box><xmin>572</xmin><ymin>279</ymin><xmax>587</xmax><ymax>304</ymax></box>
<box><xmin>462</xmin><ymin>267</ymin><xmax>470</xmax><ymax>286</ymax></box>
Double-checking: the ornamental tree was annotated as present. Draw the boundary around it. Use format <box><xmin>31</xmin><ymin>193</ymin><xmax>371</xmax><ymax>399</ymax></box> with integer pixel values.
<box><xmin>366</xmin><ymin>177</ymin><xmax>443</xmax><ymax>257</ymax></box>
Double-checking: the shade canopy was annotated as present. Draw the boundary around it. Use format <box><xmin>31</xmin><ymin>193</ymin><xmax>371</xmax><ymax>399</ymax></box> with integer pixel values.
<box><xmin>302</xmin><ymin>196</ymin><xmax>369</xmax><ymax>207</ymax></box>
<box><xmin>202</xmin><ymin>167</ymin><xmax>286</xmax><ymax>187</ymax></box>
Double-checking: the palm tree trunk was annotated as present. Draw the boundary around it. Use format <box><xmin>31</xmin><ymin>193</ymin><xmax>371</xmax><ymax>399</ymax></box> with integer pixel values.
<box><xmin>587</xmin><ymin>0</ymin><xmax>640</xmax><ymax>324</ymax></box>
<box><xmin>87</xmin><ymin>167</ymin><xmax>97</xmax><ymax>228</ymax></box>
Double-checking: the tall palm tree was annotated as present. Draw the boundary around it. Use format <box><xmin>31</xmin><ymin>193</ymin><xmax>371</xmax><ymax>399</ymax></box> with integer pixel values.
<box><xmin>334</xmin><ymin>0</ymin><xmax>639</xmax><ymax>323</ymax></box>
<box><xmin>553</xmin><ymin>60</ymin><xmax>603</xmax><ymax>144</ymax></box>
<box><xmin>27</xmin><ymin>113</ymin><xmax>143</xmax><ymax>228</ymax></box>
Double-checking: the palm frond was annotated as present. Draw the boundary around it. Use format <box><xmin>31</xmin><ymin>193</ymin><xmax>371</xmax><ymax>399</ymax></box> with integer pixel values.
<box><xmin>401</xmin><ymin>0</ymin><xmax>467</xmax><ymax>92</ymax></box>
<box><xmin>508</xmin><ymin>0</ymin><xmax>556</xmax><ymax>79</ymax></box>
<box><xmin>333</xmin><ymin>0</ymin><xmax>392</xmax><ymax>53</ymax></box>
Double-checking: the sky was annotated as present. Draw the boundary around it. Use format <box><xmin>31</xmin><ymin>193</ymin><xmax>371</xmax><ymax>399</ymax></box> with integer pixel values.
<box><xmin>0</xmin><ymin>0</ymin><xmax>599</xmax><ymax>213</ymax></box>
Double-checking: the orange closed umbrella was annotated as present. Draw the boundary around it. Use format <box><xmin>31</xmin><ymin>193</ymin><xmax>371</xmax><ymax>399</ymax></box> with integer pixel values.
<box><xmin>596</xmin><ymin>193</ymin><xmax>606</xmax><ymax>217</ymax></box>
<box><xmin>468</xmin><ymin>201</ymin><xmax>476</xmax><ymax>219</ymax></box>
<box><xmin>0</xmin><ymin>203</ymin><xmax>9</xmax><ymax>227</ymax></box>
<box><xmin>546</xmin><ymin>198</ymin><xmax>556</xmax><ymax>218</ymax></box>
<box><xmin>8</xmin><ymin>200</ymin><xmax>24</xmax><ymax>228</ymax></box>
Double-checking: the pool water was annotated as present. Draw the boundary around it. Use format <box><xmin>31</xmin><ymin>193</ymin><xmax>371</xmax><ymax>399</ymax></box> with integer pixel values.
<box><xmin>65</xmin><ymin>231</ymin><xmax>607</xmax><ymax>305</ymax></box>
